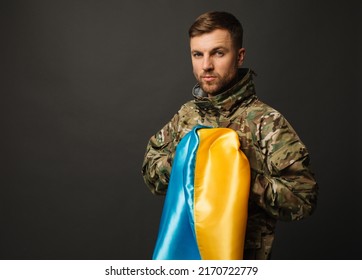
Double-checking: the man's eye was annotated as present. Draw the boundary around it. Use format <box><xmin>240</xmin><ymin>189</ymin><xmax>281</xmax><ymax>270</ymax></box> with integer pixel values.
<box><xmin>193</xmin><ymin>53</ymin><xmax>202</xmax><ymax>58</ymax></box>
<box><xmin>216</xmin><ymin>51</ymin><xmax>224</xmax><ymax>57</ymax></box>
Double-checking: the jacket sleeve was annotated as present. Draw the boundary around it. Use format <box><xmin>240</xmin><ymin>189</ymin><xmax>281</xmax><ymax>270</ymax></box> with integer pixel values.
<box><xmin>141</xmin><ymin>112</ymin><xmax>181</xmax><ymax>195</ymax></box>
<box><xmin>251</xmin><ymin>112</ymin><xmax>318</xmax><ymax>221</ymax></box>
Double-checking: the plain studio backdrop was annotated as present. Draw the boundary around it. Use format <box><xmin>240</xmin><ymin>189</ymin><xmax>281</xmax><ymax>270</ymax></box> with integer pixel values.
<box><xmin>0</xmin><ymin>0</ymin><xmax>360</xmax><ymax>259</ymax></box>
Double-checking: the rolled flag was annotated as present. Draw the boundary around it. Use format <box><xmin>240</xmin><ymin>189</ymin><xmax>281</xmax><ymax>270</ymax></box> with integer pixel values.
<box><xmin>152</xmin><ymin>125</ymin><xmax>250</xmax><ymax>260</ymax></box>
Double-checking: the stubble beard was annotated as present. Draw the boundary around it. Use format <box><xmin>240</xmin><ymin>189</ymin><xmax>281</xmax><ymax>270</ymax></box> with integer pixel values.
<box><xmin>196</xmin><ymin>68</ymin><xmax>239</xmax><ymax>97</ymax></box>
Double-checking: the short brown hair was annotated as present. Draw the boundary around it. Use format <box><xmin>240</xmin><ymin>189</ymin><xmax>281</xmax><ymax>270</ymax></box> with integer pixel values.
<box><xmin>188</xmin><ymin>11</ymin><xmax>243</xmax><ymax>48</ymax></box>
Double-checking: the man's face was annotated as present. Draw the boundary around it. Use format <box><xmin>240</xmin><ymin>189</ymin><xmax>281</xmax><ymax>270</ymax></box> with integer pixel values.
<box><xmin>190</xmin><ymin>29</ymin><xmax>245</xmax><ymax>96</ymax></box>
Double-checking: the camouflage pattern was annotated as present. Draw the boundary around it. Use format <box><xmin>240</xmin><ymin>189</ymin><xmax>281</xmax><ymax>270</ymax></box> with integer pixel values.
<box><xmin>142</xmin><ymin>68</ymin><xmax>318</xmax><ymax>260</ymax></box>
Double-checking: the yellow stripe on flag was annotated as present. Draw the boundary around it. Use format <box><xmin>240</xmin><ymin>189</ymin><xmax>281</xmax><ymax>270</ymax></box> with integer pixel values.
<box><xmin>194</xmin><ymin>128</ymin><xmax>250</xmax><ymax>260</ymax></box>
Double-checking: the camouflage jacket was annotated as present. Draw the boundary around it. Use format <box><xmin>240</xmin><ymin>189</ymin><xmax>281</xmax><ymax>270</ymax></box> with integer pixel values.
<box><xmin>142</xmin><ymin>68</ymin><xmax>318</xmax><ymax>259</ymax></box>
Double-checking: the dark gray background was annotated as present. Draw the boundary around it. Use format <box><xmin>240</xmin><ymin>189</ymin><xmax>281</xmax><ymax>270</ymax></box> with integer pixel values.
<box><xmin>1</xmin><ymin>0</ymin><xmax>360</xmax><ymax>259</ymax></box>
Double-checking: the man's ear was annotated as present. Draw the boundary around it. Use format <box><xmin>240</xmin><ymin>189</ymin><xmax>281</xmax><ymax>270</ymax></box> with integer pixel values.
<box><xmin>237</xmin><ymin>48</ymin><xmax>246</xmax><ymax>67</ymax></box>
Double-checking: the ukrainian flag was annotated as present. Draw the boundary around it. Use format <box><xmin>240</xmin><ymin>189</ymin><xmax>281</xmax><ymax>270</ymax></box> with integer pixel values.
<box><xmin>153</xmin><ymin>126</ymin><xmax>250</xmax><ymax>260</ymax></box>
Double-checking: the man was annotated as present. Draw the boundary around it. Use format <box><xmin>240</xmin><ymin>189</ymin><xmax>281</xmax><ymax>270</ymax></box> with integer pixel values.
<box><xmin>142</xmin><ymin>11</ymin><xmax>318</xmax><ymax>259</ymax></box>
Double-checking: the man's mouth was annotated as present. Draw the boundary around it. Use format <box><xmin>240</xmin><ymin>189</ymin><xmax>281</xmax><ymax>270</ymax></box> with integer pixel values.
<box><xmin>201</xmin><ymin>75</ymin><xmax>217</xmax><ymax>82</ymax></box>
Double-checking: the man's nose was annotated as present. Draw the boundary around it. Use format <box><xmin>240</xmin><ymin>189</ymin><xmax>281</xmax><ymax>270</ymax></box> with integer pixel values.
<box><xmin>202</xmin><ymin>56</ymin><xmax>214</xmax><ymax>71</ymax></box>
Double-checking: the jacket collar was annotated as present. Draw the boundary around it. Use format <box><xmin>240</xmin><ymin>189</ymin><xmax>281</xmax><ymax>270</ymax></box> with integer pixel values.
<box><xmin>192</xmin><ymin>68</ymin><xmax>256</xmax><ymax>117</ymax></box>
